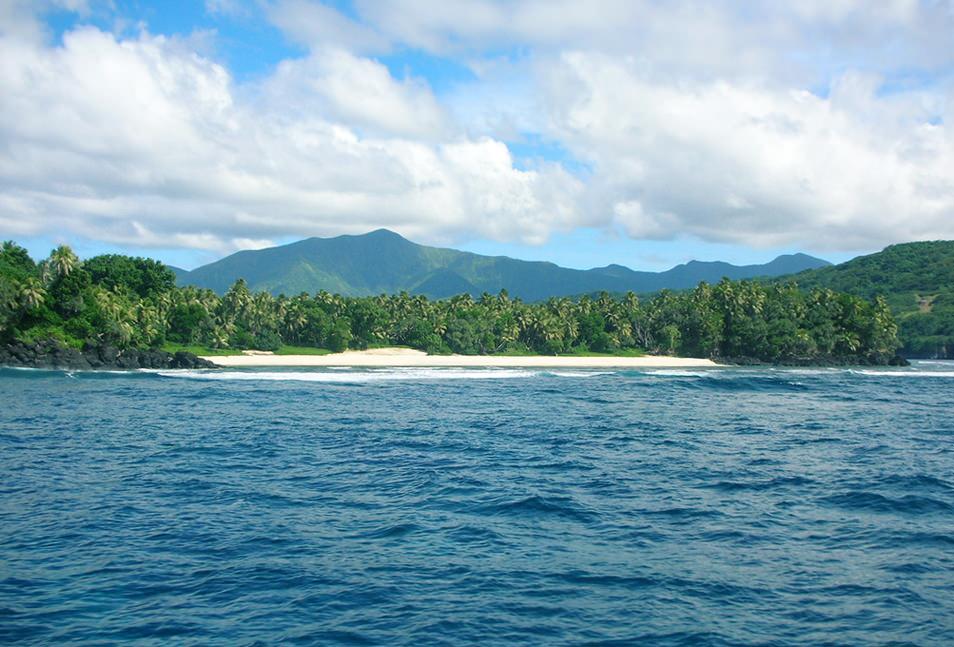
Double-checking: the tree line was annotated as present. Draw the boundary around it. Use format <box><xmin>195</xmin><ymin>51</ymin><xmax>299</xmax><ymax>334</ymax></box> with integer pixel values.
<box><xmin>0</xmin><ymin>242</ymin><xmax>901</xmax><ymax>364</ymax></box>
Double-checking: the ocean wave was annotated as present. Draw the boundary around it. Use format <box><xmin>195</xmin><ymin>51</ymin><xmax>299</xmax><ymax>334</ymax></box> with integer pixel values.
<box><xmin>874</xmin><ymin>474</ymin><xmax>953</xmax><ymax>491</ymax></box>
<box><xmin>693</xmin><ymin>375</ymin><xmax>810</xmax><ymax>392</ymax></box>
<box><xmin>852</xmin><ymin>369</ymin><xmax>954</xmax><ymax>378</ymax></box>
<box><xmin>706</xmin><ymin>475</ymin><xmax>815</xmax><ymax>492</ymax></box>
<box><xmin>157</xmin><ymin>368</ymin><xmax>538</xmax><ymax>382</ymax></box>
<box><xmin>822</xmin><ymin>491</ymin><xmax>954</xmax><ymax>515</ymax></box>
<box><xmin>643</xmin><ymin>370</ymin><xmax>711</xmax><ymax>378</ymax></box>
<box><xmin>545</xmin><ymin>370</ymin><xmax>616</xmax><ymax>378</ymax></box>
<box><xmin>473</xmin><ymin>494</ymin><xmax>597</xmax><ymax>522</ymax></box>
<box><xmin>354</xmin><ymin>523</ymin><xmax>420</xmax><ymax>540</ymax></box>
<box><xmin>775</xmin><ymin>368</ymin><xmax>843</xmax><ymax>376</ymax></box>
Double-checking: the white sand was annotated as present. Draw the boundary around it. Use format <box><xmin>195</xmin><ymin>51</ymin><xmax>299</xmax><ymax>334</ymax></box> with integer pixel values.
<box><xmin>203</xmin><ymin>347</ymin><xmax>720</xmax><ymax>368</ymax></box>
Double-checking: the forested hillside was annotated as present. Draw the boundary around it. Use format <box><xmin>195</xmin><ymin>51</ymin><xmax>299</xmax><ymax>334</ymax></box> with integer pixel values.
<box><xmin>775</xmin><ymin>241</ymin><xmax>954</xmax><ymax>358</ymax></box>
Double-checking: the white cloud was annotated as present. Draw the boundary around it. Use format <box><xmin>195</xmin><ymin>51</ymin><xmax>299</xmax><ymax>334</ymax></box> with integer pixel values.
<box><xmin>0</xmin><ymin>24</ymin><xmax>580</xmax><ymax>254</ymax></box>
<box><xmin>540</xmin><ymin>52</ymin><xmax>954</xmax><ymax>249</ymax></box>
<box><xmin>268</xmin><ymin>0</ymin><xmax>388</xmax><ymax>54</ymax></box>
<box><xmin>265</xmin><ymin>48</ymin><xmax>452</xmax><ymax>139</ymax></box>
<box><xmin>337</xmin><ymin>0</ymin><xmax>954</xmax><ymax>80</ymax></box>
<box><xmin>2</xmin><ymin>1</ymin><xmax>954</xmax><ymax>257</ymax></box>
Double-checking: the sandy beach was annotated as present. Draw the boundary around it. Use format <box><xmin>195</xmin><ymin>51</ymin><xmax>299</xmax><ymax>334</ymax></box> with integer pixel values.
<box><xmin>203</xmin><ymin>348</ymin><xmax>720</xmax><ymax>368</ymax></box>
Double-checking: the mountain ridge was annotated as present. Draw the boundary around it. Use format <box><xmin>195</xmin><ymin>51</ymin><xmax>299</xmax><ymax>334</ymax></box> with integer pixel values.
<box><xmin>175</xmin><ymin>229</ymin><xmax>831</xmax><ymax>301</ymax></box>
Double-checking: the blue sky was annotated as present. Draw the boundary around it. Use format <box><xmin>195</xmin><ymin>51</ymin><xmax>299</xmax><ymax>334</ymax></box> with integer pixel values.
<box><xmin>2</xmin><ymin>0</ymin><xmax>952</xmax><ymax>270</ymax></box>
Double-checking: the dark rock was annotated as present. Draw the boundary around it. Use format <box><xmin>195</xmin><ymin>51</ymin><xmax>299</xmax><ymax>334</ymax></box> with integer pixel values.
<box><xmin>171</xmin><ymin>351</ymin><xmax>216</xmax><ymax>369</ymax></box>
<box><xmin>98</xmin><ymin>345</ymin><xmax>120</xmax><ymax>364</ymax></box>
<box><xmin>116</xmin><ymin>349</ymin><xmax>140</xmax><ymax>369</ymax></box>
<box><xmin>76</xmin><ymin>357</ymin><xmax>93</xmax><ymax>370</ymax></box>
<box><xmin>1</xmin><ymin>341</ymin><xmax>218</xmax><ymax>371</ymax></box>
<box><xmin>12</xmin><ymin>345</ymin><xmax>34</xmax><ymax>362</ymax></box>
<box><xmin>141</xmin><ymin>350</ymin><xmax>172</xmax><ymax>368</ymax></box>
<box><xmin>888</xmin><ymin>355</ymin><xmax>910</xmax><ymax>367</ymax></box>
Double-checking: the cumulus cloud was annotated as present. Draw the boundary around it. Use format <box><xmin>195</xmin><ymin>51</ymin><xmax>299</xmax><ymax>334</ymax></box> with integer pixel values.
<box><xmin>0</xmin><ymin>23</ymin><xmax>580</xmax><ymax>254</ymax></box>
<box><xmin>264</xmin><ymin>49</ymin><xmax>452</xmax><ymax>139</ymax></box>
<box><xmin>2</xmin><ymin>0</ymin><xmax>954</xmax><ymax>256</ymax></box>
<box><xmin>317</xmin><ymin>0</ymin><xmax>953</xmax><ymax>251</ymax></box>
<box><xmin>541</xmin><ymin>52</ymin><xmax>954</xmax><ymax>249</ymax></box>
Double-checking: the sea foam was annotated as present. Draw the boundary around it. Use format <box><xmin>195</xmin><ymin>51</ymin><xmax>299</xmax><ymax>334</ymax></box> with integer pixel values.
<box><xmin>643</xmin><ymin>369</ymin><xmax>711</xmax><ymax>378</ymax></box>
<box><xmin>852</xmin><ymin>369</ymin><xmax>954</xmax><ymax>378</ymax></box>
<box><xmin>158</xmin><ymin>368</ymin><xmax>537</xmax><ymax>382</ymax></box>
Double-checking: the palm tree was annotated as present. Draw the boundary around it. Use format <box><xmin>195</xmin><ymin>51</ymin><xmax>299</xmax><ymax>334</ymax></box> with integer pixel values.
<box><xmin>283</xmin><ymin>303</ymin><xmax>308</xmax><ymax>340</ymax></box>
<box><xmin>449</xmin><ymin>293</ymin><xmax>475</xmax><ymax>309</ymax></box>
<box><xmin>48</xmin><ymin>245</ymin><xmax>80</xmax><ymax>280</ymax></box>
<box><xmin>93</xmin><ymin>288</ymin><xmax>136</xmax><ymax>345</ymax></box>
<box><xmin>515</xmin><ymin>307</ymin><xmax>535</xmax><ymax>339</ymax></box>
<box><xmin>18</xmin><ymin>278</ymin><xmax>46</xmax><ymax>310</ymax></box>
<box><xmin>209</xmin><ymin>324</ymin><xmax>232</xmax><ymax>349</ymax></box>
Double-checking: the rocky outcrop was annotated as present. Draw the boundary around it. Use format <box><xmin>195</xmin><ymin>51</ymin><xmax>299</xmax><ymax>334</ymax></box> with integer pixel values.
<box><xmin>0</xmin><ymin>340</ymin><xmax>217</xmax><ymax>370</ymax></box>
<box><xmin>719</xmin><ymin>354</ymin><xmax>910</xmax><ymax>367</ymax></box>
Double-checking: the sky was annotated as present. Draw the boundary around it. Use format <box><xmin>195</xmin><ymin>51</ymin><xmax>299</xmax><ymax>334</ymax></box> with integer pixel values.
<box><xmin>1</xmin><ymin>1</ymin><xmax>953</xmax><ymax>271</ymax></box>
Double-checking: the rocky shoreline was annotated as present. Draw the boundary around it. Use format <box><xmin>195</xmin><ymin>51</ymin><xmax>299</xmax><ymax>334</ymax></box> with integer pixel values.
<box><xmin>720</xmin><ymin>355</ymin><xmax>910</xmax><ymax>367</ymax></box>
<box><xmin>0</xmin><ymin>340</ymin><xmax>217</xmax><ymax>370</ymax></box>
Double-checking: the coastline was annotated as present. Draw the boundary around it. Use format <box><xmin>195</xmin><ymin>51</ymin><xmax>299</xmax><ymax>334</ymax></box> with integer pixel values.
<box><xmin>202</xmin><ymin>348</ymin><xmax>721</xmax><ymax>368</ymax></box>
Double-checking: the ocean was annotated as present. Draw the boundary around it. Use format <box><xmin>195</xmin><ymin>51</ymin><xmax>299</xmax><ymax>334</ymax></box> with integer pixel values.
<box><xmin>1</xmin><ymin>363</ymin><xmax>952</xmax><ymax>645</ymax></box>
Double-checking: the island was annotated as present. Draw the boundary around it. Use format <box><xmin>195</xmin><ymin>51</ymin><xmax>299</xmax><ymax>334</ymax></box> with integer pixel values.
<box><xmin>0</xmin><ymin>242</ymin><xmax>904</xmax><ymax>369</ymax></box>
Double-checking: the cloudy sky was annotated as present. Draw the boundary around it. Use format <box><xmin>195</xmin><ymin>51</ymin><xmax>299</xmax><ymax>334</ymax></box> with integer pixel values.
<box><xmin>1</xmin><ymin>0</ymin><xmax>952</xmax><ymax>270</ymax></box>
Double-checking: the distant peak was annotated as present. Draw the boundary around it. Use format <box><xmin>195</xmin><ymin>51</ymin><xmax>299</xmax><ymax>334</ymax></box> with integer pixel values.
<box><xmin>767</xmin><ymin>253</ymin><xmax>831</xmax><ymax>267</ymax></box>
<box><xmin>292</xmin><ymin>229</ymin><xmax>411</xmax><ymax>248</ymax></box>
<box><xmin>364</xmin><ymin>228</ymin><xmax>406</xmax><ymax>240</ymax></box>
<box><xmin>683</xmin><ymin>259</ymin><xmax>723</xmax><ymax>267</ymax></box>
<box><xmin>316</xmin><ymin>228</ymin><xmax>408</xmax><ymax>243</ymax></box>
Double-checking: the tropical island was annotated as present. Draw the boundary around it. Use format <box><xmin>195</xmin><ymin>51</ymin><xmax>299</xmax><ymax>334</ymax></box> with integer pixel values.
<box><xmin>0</xmin><ymin>239</ymin><xmax>905</xmax><ymax>369</ymax></box>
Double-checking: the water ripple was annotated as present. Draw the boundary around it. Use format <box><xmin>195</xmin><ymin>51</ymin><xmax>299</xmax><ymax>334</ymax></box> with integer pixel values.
<box><xmin>1</xmin><ymin>363</ymin><xmax>953</xmax><ymax>644</ymax></box>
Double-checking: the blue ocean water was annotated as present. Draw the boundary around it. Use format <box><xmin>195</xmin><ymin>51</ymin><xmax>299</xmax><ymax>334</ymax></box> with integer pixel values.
<box><xmin>1</xmin><ymin>363</ymin><xmax>953</xmax><ymax>645</ymax></box>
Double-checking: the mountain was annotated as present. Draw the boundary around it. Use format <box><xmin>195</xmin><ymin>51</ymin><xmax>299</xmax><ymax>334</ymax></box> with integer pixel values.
<box><xmin>175</xmin><ymin>229</ymin><xmax>830</xmax><ymax>301</ymax></box>
<box><xmin>769</xmin><ymin>241</ymin><xmax>954</xmax><ymax>358</ymax></box>
<box><xmin>167</xmin><ymin>265</ymin><xmax>190</xmax><ymax>282</ymax></box>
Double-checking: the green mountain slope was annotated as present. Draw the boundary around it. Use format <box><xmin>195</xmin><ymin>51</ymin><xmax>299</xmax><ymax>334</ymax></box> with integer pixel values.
<box><xmin>773</xmin><ymin>241</ymin><xmax>954</xmax><ymax>358</ymax></box>
<box><xmin>177</xmin><ymin>229</ymin><xmax>830</xmax><ymax>301</ymax></box>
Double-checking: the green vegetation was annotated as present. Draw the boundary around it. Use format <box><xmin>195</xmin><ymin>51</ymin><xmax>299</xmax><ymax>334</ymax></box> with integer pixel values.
<box><xmin>161</xmin><ymin>343</ymin><xmax>333</xmax><ymax>356</ymax></box>
<box><xmin>0</xmin><ymin>240</ymin><xmax>900</xmax><ymax>365</ymax></box>
<box><xmin>177</xmin><ymin>228</ymin><xmax>829</xmax><ymax>301</ymax></box>
<box><xmin>772</xmin><ymin>241</ymin><xmax>954</xmax><ymax>358</ymax></box>
<box><xmin>273</xmin><ymin>346</ymin><xmax>333</xmax><ymax>356</ymax></box>
<box><xmin>161</xmin><ymin>343</ymin><xmax>242</xmax><ymax>356</ymax></box>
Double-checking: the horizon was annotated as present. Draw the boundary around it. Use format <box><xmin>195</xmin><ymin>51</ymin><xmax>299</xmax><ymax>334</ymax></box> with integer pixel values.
<box><xmin>3</xmin><ymin>2</ymin><xmax>953</xmax><ymax>270</ymax></box>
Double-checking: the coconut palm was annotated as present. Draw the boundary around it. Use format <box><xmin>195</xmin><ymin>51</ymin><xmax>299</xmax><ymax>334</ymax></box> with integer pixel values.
<box><xmin>18</xmin><ymin>278</ymin><xmax>46</xmax><ymax>310</ymax></box>
<box><xmin>48</xmin><ymin>245</ymin><xmax>80</xmax><ymax>280</ymax></box>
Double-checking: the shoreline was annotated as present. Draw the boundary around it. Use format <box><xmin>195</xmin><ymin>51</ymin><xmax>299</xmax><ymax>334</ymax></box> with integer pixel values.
<box><xmin>202</xmin><ymin>348</ymin><xmax>721</xmax><ymax>368</ymax></box>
